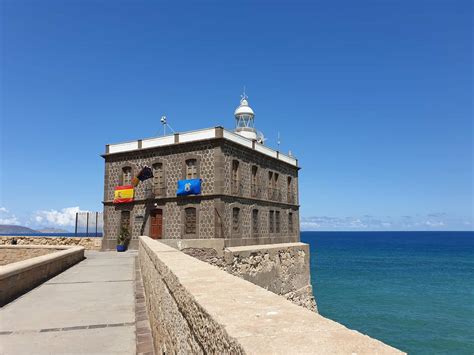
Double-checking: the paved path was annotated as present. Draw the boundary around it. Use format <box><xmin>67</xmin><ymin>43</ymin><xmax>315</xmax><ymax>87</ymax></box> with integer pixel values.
<box><xmin>0</xmin><ymin>251</ymin><xmax>137</xmax><ymax>355</ymax></box>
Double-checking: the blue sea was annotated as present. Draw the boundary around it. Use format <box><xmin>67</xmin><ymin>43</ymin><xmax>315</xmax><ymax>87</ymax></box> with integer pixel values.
<box><xmin>301</xmin><ymin>231</ymin><xmax>474</xmax><ymax>354</ymax></box>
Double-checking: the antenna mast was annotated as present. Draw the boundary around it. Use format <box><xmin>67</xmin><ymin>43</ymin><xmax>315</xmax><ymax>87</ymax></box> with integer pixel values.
<box><xmin>160</xmin><ymin>115</ymin><xmax>175</xmax><ymax>136</ymax></box>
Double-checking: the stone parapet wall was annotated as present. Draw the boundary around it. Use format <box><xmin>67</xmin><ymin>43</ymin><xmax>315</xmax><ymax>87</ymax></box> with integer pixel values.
<box><xmin>224</xmin><ymin>242</ymin><xmax>317</xmax><ymax>312</ymax></box>
<box><xmin>0</xmin><ymin>236</ymin><xmax>102</xmax><ymax>250</ymax></box>
<box><xmin>0</xmin><ymin>245</ymin><xmax>85</xmax><ymax>306</ymax></box>
<box><xmin>139</xmin><ymin>236</ymin><xmax>405</xmax><ymax>354</ymax></box>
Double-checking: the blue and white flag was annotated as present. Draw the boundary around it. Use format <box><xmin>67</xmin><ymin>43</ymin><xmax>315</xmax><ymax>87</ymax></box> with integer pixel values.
<box><xmin>176</xmin><ymin>178</ymin><xmax>202</xmax><ymax>196</ymax></box>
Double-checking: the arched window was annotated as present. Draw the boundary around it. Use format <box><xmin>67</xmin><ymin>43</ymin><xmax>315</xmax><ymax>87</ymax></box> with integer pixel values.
<box><xmin>152</xmin><ymin>163</ymin><xmax>165</xmax><ymax>196</ymax></box>
<box><xmin>232</xmin><ymin>207</ymin><xmax>240</xmax><ymax>236</ymax></box>
<box><xmin>184</xmin><ymin>207</ymin><xmax>197</xmax><ymax>235</ymax></box>
<box><xmin>122</xmin><ymin>167</ymin><xmax>132</xmax><ymax>185</ymax></box>
<box><xmin>185</xmin><ymin>159</ymin><xmax>198</xmax><ymax>179</ymax></box>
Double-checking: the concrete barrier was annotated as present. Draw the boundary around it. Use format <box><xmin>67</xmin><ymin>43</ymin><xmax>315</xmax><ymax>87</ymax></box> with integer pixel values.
<box><xmin>0</xmin><ymin>245</ymin><xmax>85</xmax><ymax>306</ymax></box>
<box><xmin>139</xmin><ymin>236</ymin><xmax>405</xmax><ymax>354</ymax></box>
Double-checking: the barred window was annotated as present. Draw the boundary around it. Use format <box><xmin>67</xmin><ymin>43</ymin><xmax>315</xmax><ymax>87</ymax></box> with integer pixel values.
<box><xmin>122</xmin><ymin>167</ymin><xmax>132</xmax><ymax>185</ymax></box>
<box><xmin>232</xmin><ymin>207</ymin><xmax>240</xmax><ymax>236</ymax></box>
<box><xmin>185</xmin><ymin>159</ymin><xmax>198</xmax><ymax>179</ymax></box>
<box><xmin>153</xmin><ymin>163</ymin><xmax>165</xmax><ymax>196</ymax></box>
<box><xmin>269</xmin><ymin>210</ymin><xmax>275</xmax><ymax>233</ymax></box>
<box><xmin>184</xmin><ymin>207</ymin><xmax>196</xmax><ymax>235</ymax></box>
<box><xmin>275</xmin><ymin>211</ymin><xmax>280</xmax><ymax>233</ymax></box>
<box><xmin>252</xmin><ymin>209</ymin><xmax>259</xmax><ymax>237</ymax></box>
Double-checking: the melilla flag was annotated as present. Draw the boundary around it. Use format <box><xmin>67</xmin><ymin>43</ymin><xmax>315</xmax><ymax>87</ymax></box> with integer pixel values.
<box><xmin>114</xmin><ymin>185</ymin><xmax>134</xmax><ymax>203</ymax></box>
<box><xmin>176</xmin><ymin>178</ymin><xmax>202</xmax><ymax>196</ymax></box>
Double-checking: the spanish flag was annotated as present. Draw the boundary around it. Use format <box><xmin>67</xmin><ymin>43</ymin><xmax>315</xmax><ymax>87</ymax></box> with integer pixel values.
<box><xmin>114</xmin><ymin>185</ymin><xmax>134</xmax><ymax>203</ymax></box>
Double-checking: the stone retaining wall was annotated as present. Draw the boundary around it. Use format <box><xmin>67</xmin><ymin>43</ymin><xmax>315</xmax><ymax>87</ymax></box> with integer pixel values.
<box><xmin>139</xmin><ymin>236</ymin><xmax>405</xmax><ymax>354</ymax></box>
<box><xmin>0</xmin><ymin>236</ymin><xmax>102</xmax><ymax>250</ymax></box>
<box><xmin>0</xmin><ymin>245</ymin><xmax>85</xmax><ymax>306</ymax></box>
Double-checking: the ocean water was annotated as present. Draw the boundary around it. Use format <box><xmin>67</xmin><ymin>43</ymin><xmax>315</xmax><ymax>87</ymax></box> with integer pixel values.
<box><xmin>301</xmin><ymin>231</ymin><xmax>474</xmax><ymax>354</ymax></box>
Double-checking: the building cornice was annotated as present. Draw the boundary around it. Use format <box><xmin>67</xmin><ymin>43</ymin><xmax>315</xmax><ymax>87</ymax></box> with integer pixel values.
<box><xmin>102</xmin><ymin>126</ymin><xmax>299</xmax><ymax>168</ymax></box>
<box><xmin>102</xmin><ymin>193</ymin><xmax>300</xmax><ymax>208</ymax></box>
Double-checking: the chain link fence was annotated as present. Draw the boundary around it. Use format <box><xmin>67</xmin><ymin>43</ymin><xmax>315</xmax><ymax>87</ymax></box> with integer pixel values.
<box><xmin>74</xmin><ymin>212</ymin><xmax>103</xmax><ymax>237</ymax></box>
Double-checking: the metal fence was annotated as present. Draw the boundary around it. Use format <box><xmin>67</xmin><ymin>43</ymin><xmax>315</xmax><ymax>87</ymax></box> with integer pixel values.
<box><xmin>74</xmin><ymin>212</ymin><xmax>103</xmax><ymax>237</ymax></box>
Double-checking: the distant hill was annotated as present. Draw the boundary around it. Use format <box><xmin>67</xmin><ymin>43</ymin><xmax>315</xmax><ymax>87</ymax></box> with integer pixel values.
<box><xmin>0</xmin><ymin>225</ymin><xmax>38</xmax><ymax>234</ymax></box>
<box><xmin>37</xmin><ymin>228</ymin><xmax>69</xmax><ymax>234</ymax></box>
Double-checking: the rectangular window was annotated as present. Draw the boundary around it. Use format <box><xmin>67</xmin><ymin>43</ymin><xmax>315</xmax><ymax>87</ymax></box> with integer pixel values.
<box><xmin>232</xmin><ymin>208</ymin><xmax>240</xmax><ymax>236</ymax></box>
<box><xmin>122</xmin><ymin>167</ymin><xmax>132</xmax><ymax>185</ymax></box>
<box><xmin>186</xmin><ymin>159</ymin><xmax>198</xmax><ymax>179</ymax></box>
<box><xmin>251</xmin><ymin>166</ymin><xmax>258</xmax><ymax>197</ymax></box>
<box><xmin>153</xmin><ymin>163</ymin><xmax>164</xmax><ymax>196</ymax></box>
<box><xmin>275</xmin><ymin>211</ymin><xmax>280</xmax><ymax>233</ymax></box>
<box><xmin>269</xmin><ymin>210</ymin><xmax>274</xmax><ymax>233</ymax></box>
<box><xmin>184</xmin><ymin>207</ymin><xmax>196</xmax><ymax>235</ymax></box>
<box><xmin>232</xmin><ymin>160</ymin><xmax>240</xmax><ymax>195</ymax></box>
<box><xmin>252</xmin><ymin>209</ymin><xmax>259</xmax><ymax>237</ymax></box>
<box><xmin>287</xmin><ymin>176</ymin><xmax>293</xmax><ymax>203</ymax></box>
<box><xmin>288</xmin><ymin>212</ymin><xmax>293</xmax><ymax>234</ymax></box>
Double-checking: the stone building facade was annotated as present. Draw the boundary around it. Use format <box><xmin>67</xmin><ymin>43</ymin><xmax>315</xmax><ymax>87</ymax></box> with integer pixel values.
<box><xmin>102</xmin><ymin>127</ymin><xmax>300</xmax><ymax>250</ymax></box>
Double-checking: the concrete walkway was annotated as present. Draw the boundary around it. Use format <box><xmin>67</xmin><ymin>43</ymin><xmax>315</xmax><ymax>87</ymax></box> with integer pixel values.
<box><xmin>0</xmin><ymin>251</ymin><xmax>137</xmax><ymax>355</ymax></box>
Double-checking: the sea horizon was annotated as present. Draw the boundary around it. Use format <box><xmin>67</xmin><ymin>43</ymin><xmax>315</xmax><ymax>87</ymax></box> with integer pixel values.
<box><xmin>302</xmin><ymin>230</ymin><xmax>474</xmax><ymax>354</ymax></box>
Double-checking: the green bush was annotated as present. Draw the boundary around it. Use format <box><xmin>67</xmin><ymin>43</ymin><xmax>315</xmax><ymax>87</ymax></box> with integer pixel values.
<box><xmin>117</xmin><ymin>226</ymin><xmax>131</xmax><ymax>246</ymax></box>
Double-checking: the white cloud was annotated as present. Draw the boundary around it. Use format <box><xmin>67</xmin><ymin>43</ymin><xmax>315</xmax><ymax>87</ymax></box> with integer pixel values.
<box><xmin>301</xmin><ymin>213</ymin><xmax>472</xmax><ymax>231</ymax></box>
<box><xmin>0</xmin><ymin>207</ymin><xmax>20</xmax><ymax>225</ymax></box>
<box><xmin>33</xmin><ymin>207</ymin><xmax>89</xmax><ymax>227</ymax></box>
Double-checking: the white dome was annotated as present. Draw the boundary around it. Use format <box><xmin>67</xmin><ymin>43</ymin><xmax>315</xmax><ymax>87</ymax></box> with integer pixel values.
<box><xmin>234</xmin><ymin>98</ymin><xmax>254</xmax><ymax>117</ymax></box>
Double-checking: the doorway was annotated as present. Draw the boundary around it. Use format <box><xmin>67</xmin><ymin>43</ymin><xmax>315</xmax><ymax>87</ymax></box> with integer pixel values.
<box><xmin>149</xmin><ymin>209</ymin><xmax>163</xmax><ymax>239</ymax></box>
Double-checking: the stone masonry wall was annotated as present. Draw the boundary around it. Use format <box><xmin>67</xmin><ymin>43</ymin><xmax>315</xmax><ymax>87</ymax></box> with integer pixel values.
<box><xmin>139</xmin><ymin>236</ymin><xmax>405</xmax><ymax>355</ymax></box>
<box><xmin>224</xmin><ymin>243</ymin><xmax>317</xmax><ymax>312</ymax></box>
<box><xmin>184</xmin><ymin>242</ymin><xmax>317</xmax><ymax>312</ymax></box>
<box><xmin>0</xmin><ymin>236</ymin><xmax>102</xmax><ymax>250</ymax></box>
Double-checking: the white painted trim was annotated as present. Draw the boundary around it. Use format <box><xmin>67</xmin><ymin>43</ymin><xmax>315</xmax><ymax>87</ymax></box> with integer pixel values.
<box><xmin>108</xmin><ymin>141</ymin><xmax>139</xmax><ymax>153</ymax></box>
<box><xmin>223</xmin><ymin>130</ymin><xmax>253</xmax><ymax>148</ymax></box>
<box><xmin>254</xmin><ymin>143</ymin><xmax>278</xmax><ymax>159</ymax></box>
<box><xmin>179</xmin><ymin>128</ymin><xmax>216</xmax><ymax>143</ymax></box>
<box><xmin>106</xmin><ymin>127</ymin><xmax>297</xmax><ymax>166</ymax></box>
<box><xmin>278</xmin><ymin>153</ymin><xmax>297</xmax><ymax>166</ymax></box>
<box><xmin>142</xmin><ymin>135</ymin><xmax>175</xmax><ymax>149</ymax></box>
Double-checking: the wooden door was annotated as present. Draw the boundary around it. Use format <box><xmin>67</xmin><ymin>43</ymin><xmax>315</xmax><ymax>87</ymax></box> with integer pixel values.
<box><xmin>150</xmin><ymin>209</ymin><xmax>163</xmax><ymax>239</ymax></box>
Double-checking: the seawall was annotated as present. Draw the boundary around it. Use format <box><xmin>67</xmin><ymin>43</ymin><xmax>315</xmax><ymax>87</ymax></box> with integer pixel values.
<box><xmin>139</xmin><ymin>236</ymin><xmax>405</xmax><ymax>354</ymax></box>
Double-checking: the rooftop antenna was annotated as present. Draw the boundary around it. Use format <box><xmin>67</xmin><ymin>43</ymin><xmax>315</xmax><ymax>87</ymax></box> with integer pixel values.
<box><xmin>160</xmin><ymin>115</ymin><xmax>175</xmax><ymax>136</ymax></box>
<box><xmin>277</xmin><ymin>132</ymin><xmax>281</xmax><ymax>151</ymax></box>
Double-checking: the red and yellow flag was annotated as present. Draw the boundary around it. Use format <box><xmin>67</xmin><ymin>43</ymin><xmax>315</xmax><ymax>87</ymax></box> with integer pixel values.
<box><xmin>114</xmin><ymin>185</ymin><xmax>134</xmax><ymax>203</ymax></box>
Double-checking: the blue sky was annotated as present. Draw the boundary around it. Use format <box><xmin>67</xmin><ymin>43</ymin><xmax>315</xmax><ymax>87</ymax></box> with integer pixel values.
<box><xmin>1</xmin><ymin>0</ymin><xmax>472</xmax><ymax>231</ymax></box>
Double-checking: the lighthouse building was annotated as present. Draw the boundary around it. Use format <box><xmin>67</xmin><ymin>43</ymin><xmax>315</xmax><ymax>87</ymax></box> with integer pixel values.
<box><xmin>101</xmin><ymin>96</ymin><xmax>300</xmax><ymax>250</ymax></box>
